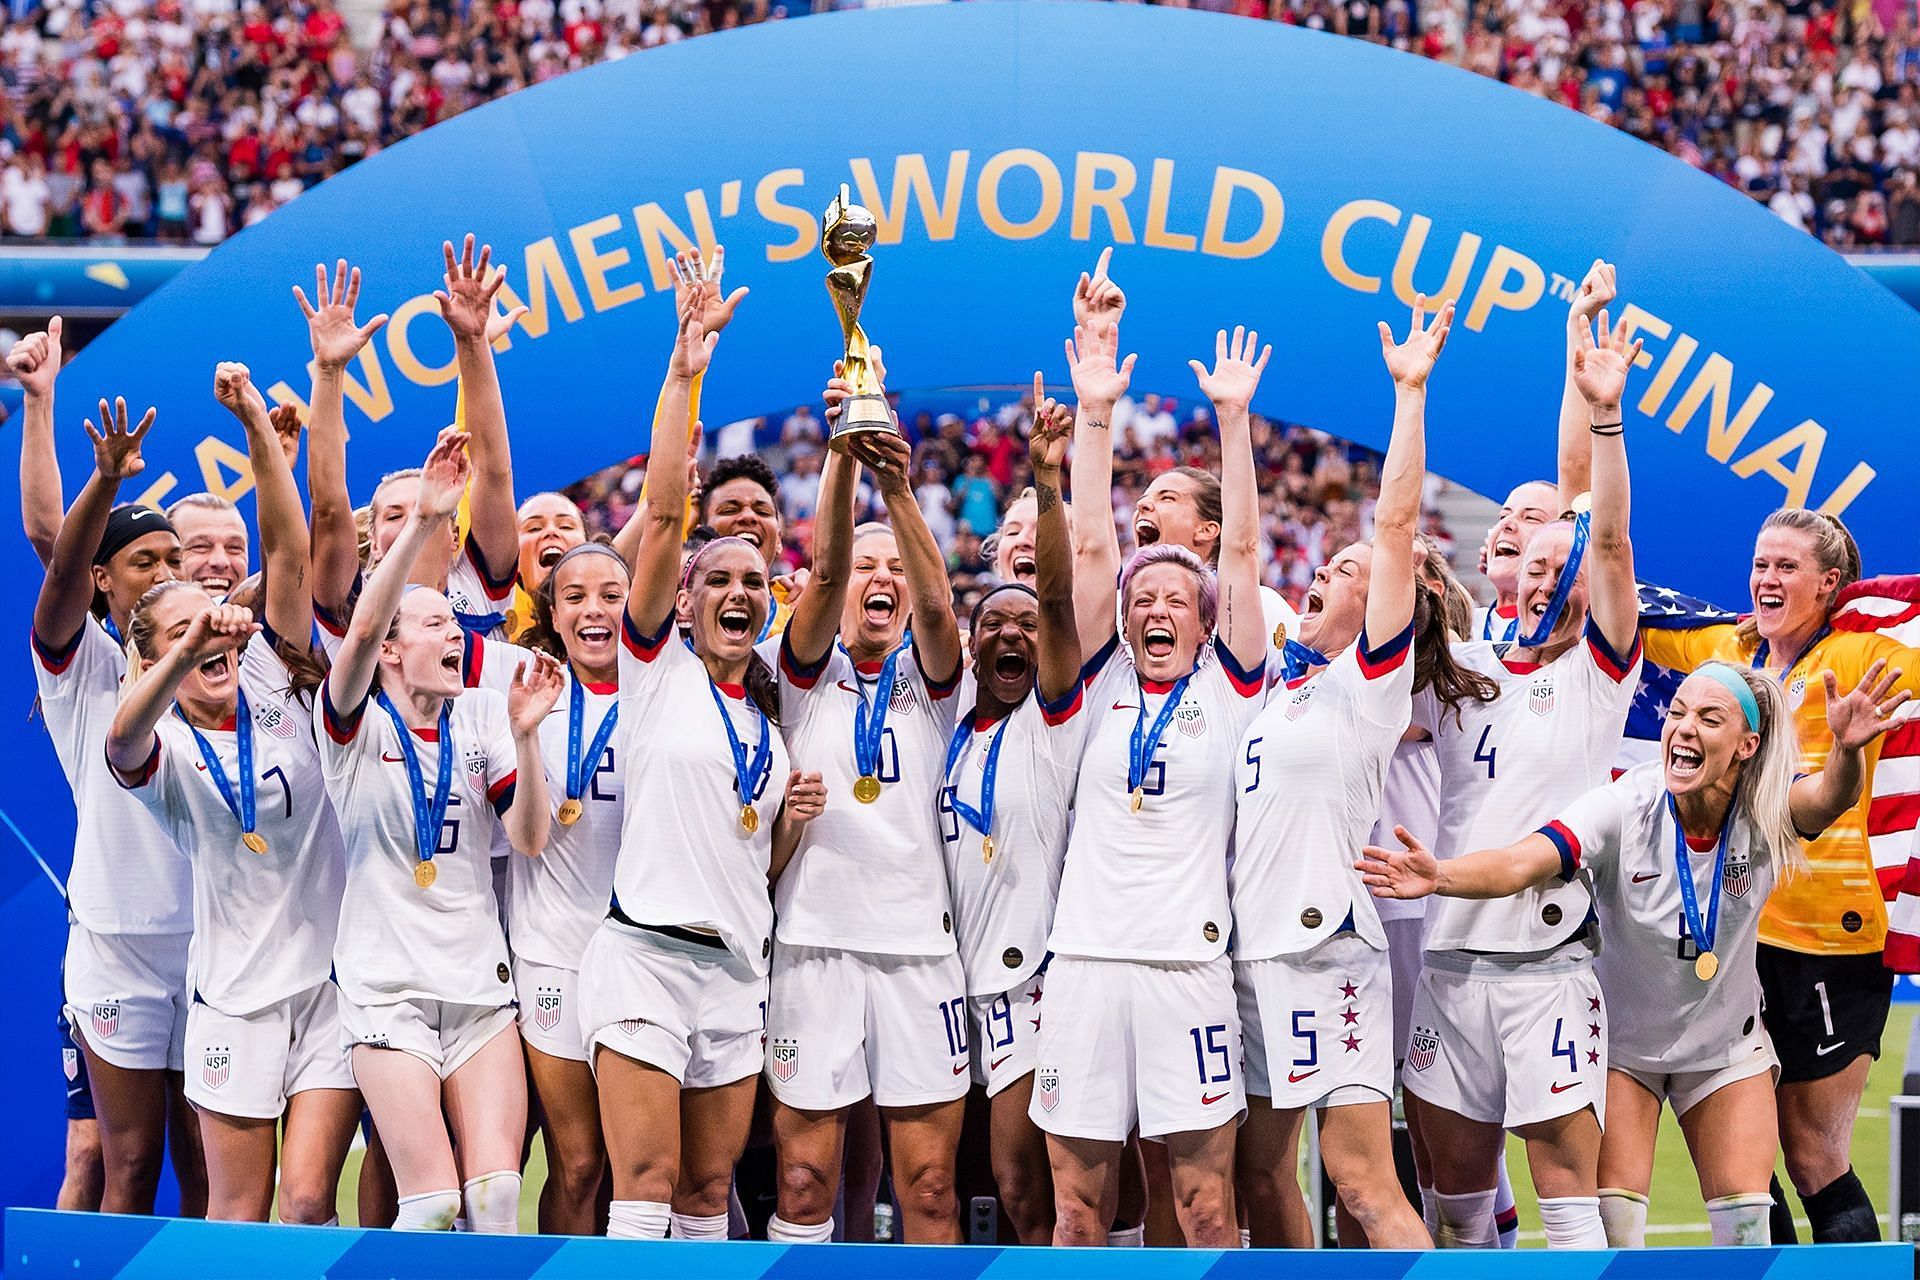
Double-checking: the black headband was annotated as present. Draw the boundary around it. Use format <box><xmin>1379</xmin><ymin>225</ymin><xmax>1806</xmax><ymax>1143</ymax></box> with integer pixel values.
<box><xmin>94</xmin><ymin>504</ymin><xmax>175</xmax><ymax>568</ymax></box>
<box><xmin>969</xmin><ymin>582</ymin><xmax>1039</xmax><ymax>631</ymax></box>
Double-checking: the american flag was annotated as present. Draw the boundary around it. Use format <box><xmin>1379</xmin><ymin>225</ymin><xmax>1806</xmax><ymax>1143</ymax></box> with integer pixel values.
<box><xmin>1620</xmin><ymin>577</ymin><xmax>1920</xmax><ymax>973</ymax></box>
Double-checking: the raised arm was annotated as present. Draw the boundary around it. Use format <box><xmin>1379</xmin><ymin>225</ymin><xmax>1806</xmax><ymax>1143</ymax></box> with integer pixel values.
<box><xmin>848</xmin><ymin>429</ymin><xmax>960</xmax><ymax>684</ymax></box>
<box><xmin>326</xmin><ymin>429</ymin><xmax>470</xmax><ymax>716</ymax></box>
<box><xmin>9</xmin><ymin>317</ymin><xmax>65</xmax><ymax>566</ymax></box>
<box><xmin>1189</xmin><ymin>326</ymin><xmax>1271</xmax><ymax>673</ymax></box>
<box><xmin>214</xmin><ymin>363</ymin><xmax>311</xmax><ymax>645</ymax></box>
<box><xmin>625</xmin><ymin>294</ymin><xmax>717</xmax><ymax>637</ymax></box>
<box><xmin>1355</xmin><ymin>825</ymin><xmax>1562</xmax><ymax>901</ymax></box>
<box><xmin>1556</xmin><ymin>260</ymin><xmax>1614</xmax><ymax>511</ymax></box>
<box><xmin>1572</xmin><ymin>310</ymin><xmax>1643</xmax><ymax>656</ymax></box>
<box><xmin>503</xmin><ymin>651</ymin><xmax>564</xmax><ymax>856</ymax></box>
<box><xmin>435</xmin><ymin>235</ymin><xmax>518</xmax><ymax>583</ymax></box>
<box><xmin>33</xmin><ymin>399</ymin><xmax>155</xmax><ymax>648</ymax></box>
<box><xmin>1027</xmin><ymin>373</ymin><xmax>1082</xmax><ymax>703</ymax></box>
<box><xmin>1793</xmin><ymin>662</ymin><xmax>1913</xmax><ymax>836</ymax></box>
<box><xmin>1369</xmin><ymin>299</ymin><xmax>1451</xmax><ymax>646</ymax></box>
<box><xmin>781</xmin><ymin>372</ymin><xmax>864</xmax><ymax>669</ymax></box>
<box><xmin>106</xmin><ymin>603</ymin><xmax>257</xmax><ymax>777</ymax></box>
<box><xmin>295</xmin><ymin>260</ymin><xmax>390</xmax><ymax>620</ymax></box>
<box><xmin>1064</xmin><ymin>321</ymin><xmax>1134</xmax><ymax>657</ymax></box>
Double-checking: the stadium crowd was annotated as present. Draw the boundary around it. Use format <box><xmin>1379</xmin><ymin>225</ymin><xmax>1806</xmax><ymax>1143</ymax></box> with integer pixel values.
<box><xmin>0</xmin><ymin>0</ymin><xmax>1918</xmax><ymax>244</ymax></box>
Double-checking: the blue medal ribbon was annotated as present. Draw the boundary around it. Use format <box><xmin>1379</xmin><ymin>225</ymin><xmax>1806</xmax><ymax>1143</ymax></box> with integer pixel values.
<box><xmin>376</xmin><ymin>691</ymin><xmax>454</xmax><ymax>874</ymax></box>
<box><xmin>1666</xmin><ymin>790</ymin><xmax>1734</xmax><ymax>965</ymax></box>
<box><xmin>1515</xmin><ymin>511</ymin><xmax>1590</xmax><ymax>649</ymax></box>
<box><xmin>848</xmin><ymin>642</ymin><xmax>907</xmax><ymax>782</ymax></box>
<box><xmin>1128</xmin><ymin>672</ymin><xmax>1193</xmax><ymax>802</ymax></box>
<box><xmin>1481</xmin><ymin>607</ymin><xmax>1517</xmax><ymax>642</ymax></box>
<box><xmin>564</xmin><ymin>675</ymin><xmax>621</xmax><ymax>804</ymax></box>
<box><xmin>945</xmin><ymin>711</ymin><xmax>1010</xmax><ymax>858</ymax></box>
<box><xmin>706</xmin><ymin>677</ymin><xmax>773</xmax><ymax>817</ymax></box>
<box><xmin>1278</xmin><ymin>638</ymin><xmax>1331</xmax><ymax>684</ymax></box>
<box><xmin>181</xmin><ymin>687</ymin><xmax>258</xmax><ymax>840</ymax></box>
<box><xmin>1751</xmin><ymin>624</ymin><xmax>1831</xmax><ymax>680</ymax></box>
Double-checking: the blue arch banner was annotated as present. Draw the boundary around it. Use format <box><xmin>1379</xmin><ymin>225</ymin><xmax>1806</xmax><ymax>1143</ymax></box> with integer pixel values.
<box><xmin>3</xmin><ymin>0</ymin><xmax>1918</xmax><ymax>1208</ymax></box>
<box><xmin>5</xmin><ymin>1210</ymin><xmax>1916</xmax><ymax>1278</ymax></box>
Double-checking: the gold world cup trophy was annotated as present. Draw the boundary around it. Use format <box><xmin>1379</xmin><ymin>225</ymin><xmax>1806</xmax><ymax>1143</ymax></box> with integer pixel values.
<box><xmin>821</xmin><ymin>183</ymin><xmax>898</xmax><ymax>450</ymax></box>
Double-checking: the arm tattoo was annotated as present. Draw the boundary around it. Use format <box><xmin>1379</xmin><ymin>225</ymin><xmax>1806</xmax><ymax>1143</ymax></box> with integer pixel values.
<box><xmin>1036</xmin><ymin>483</ymin><xmax>1059</xmax><ymax>516</ymax></box>
<box><xmin>1085</xmin><ymin>418</ymin><xmax>1109</xmax><ymax>432</ymax></box>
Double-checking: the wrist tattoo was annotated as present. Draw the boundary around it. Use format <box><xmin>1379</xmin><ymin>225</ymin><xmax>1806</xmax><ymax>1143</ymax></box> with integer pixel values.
<box><xmin>1085</xmin><ymin>418</ymin><xmax>1109</xmax><ymax>432</ymax></box>
<box><xmin>1036</xmin><ymin>484</ymin><xmax>1059</xmax><ymax>516</ymax></box>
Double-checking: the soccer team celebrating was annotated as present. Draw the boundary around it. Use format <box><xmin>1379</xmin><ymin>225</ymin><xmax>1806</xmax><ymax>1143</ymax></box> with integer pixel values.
<box><xmin>16</xmin><ymin>239</ymin><xmax>1918</xmax><ymax>1249</ymax></box>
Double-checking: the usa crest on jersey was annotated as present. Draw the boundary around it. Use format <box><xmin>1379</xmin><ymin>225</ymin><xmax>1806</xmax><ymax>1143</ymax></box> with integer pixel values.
<box><xmin>1787</xmin><ymin>676</ymin><xmax>1807</xmax><ymax>710</ymax></box>
<box><xmin>202</xmin><ymin>1047</ymin><xmax>230</xmax><ymax>1090</ymax></box>
<box><xmin>254</xmin><ymin>702</ymin><xmax>296</xmax><ymax>740</ymax></box>
<box><xmin>888</xmin><ymin>675</ymin><xmax>916</xmax><ymax>716</ymax></box>
<box><xmin>91</xmin><ymin>1002</ymin><xmax>120</xmax><ymax>1041</ymax></box>
<box><xmin>770</xmin><ymin>1037</ymin><xmax>799</xmax><ymax>1083</ymax></box>
<box><xmin>1284</xmin><ymin>684</ymin><xmax>1315</xmax><ymax>721</ymax></box>
<box><xmin>1407</xmin><ymin>1026</ymin><xmax>1438</xmax><ymax>1072</ymax></box>
<box><xmin>62</xmin><ymin>1047</ymin><xmax>79</xmax><ymax>1082</ymax></box>
<box><xmin>1176</xmin><ymin>701</ymin><xmax>1208</xmax><ymax>738</ymax></box>
<box><xmin>534</xmin><ymin>986</ymin><xmax>563</xmax><ymax>1032</ymax></box>
<box><xmin>1722</xmin><ymin>851</ymin><xmax>1752</xmax><ymax>899</ymax></box>
<box><xmin>1036</xmin><ymin>1067</ymin><xmax>1060</xmax><ymax>1112</ymax></box>
<box><xmin>1528</xmin><ymin>679</ymin><xmax>1556</xmax><ymax>717</ymax></box>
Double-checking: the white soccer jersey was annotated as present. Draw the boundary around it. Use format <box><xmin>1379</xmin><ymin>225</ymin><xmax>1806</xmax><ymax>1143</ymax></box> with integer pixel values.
<box><xmin>1049</xmin><ymin>636</ymin><xmax>1267</xmax><ymax>962</ymax></box>
<box><xmin>615</xmin><ymin>614</ymin><xmax>790</xmax><ymax>974</ymax></box>
<box><xmin>1542</xmin><ymin>763</ymin><xmax>1776</xmax><ymax>1073</ymax></box>
<box><xmin>446</xmin><ymin>534</ymin><xmax>515</xmax><ymax>640</ymax></box>
<box><xmin>32</xmin><ymin>617</ymin><xmax>192</xmax><ymax>934</ymax></box>
<box><xmin>776</xmin><ymin>634</ymin><xmax>961</xmax><ymax>957</ymax></box>
<box><xmin>941</xmin><ymin>673</ymin><xmax>1086</xmax><ymax>994</ymax></box>
<box><xmin>1260</xmin><ymin>584</ymin><xmax>1305</xmax><ymax>686</ymax></box>
<box><xmin>465</xmin><ymin>634</ymin><xmax>621</xmax><ymax>972</ymax></box>
<box><xmin>1372</xmin><ymin>688</ymin><xmax>1440</xmax><ymax>926</ymax></box>
<box><xmin>1424</xmin><ymin>623</ymin><xmax>1642</xmax><ymax>954</ymax></box>
<box><xmin>317</xmin><ymin>681</ymin><xmax>519</xmax><ymax>1007</ymax></box>
<box><xmin>1233</xmin><ymin>624</ymin><xmax>1413</xmax><ymax>960</ymax></box>
<box><xmin>121</xmin><ymin>632</ymin><xmax>345</xmax><ymax>1016</ymax></box>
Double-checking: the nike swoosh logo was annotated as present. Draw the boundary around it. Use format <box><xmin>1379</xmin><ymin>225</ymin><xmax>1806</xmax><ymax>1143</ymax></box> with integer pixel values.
<box><xmin>1112</xmin><ymin>701</ymin><xmax>1140</xmax><ymax>711</ymax></box>
<box><xmin>1631</xmin><ymin>872</ymin><xmax>1659</xmax><ymax>883</ymax></box>
<box><xmin>1549</xmin><ymin>1080</ymin><xmax>1579</xmax><ymax>1094</ymax></box>
<box><xmin>1201</xmin><ymin>1091</ymin><xmax>1230</xmax><ymax>1105</ymax></box>
<box><xmin>1287</xmin><ymin>1069</ymin><xmax>1319</xmax><ymax>1083</ymax></box>
<box><xmin>1816</xmin><ymin>1040</ymin><xmax>1846</xmax><ymax>1056</ymax></box>
<box><xmin>837</xmin><ymin>680</ymin><xmax>857</xmax><ymax>694</ymax></box>
<box><xmin>952</xmin><ymin>1063</ymin><xmax>968</xmax><ymax>1075</ymax></box>
<box><xmin>990</xmin><ymin>1055</ymin><xmax>1011</xmax><ymax>1070</ymax></box>
<box><xmin>381</xmin><ymin>752</ymin><xmax>405</xmax><ymax>763</ymax></box>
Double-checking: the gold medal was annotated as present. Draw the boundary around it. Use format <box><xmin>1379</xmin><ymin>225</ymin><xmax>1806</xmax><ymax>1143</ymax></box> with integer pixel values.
<box><xmin>242</xmin><ymin>831</ymin><xmax>269</xmax><ymax>856</ymax></box>
<box><xmin>982</xmin><ymin>835</ymin><xmax>994</xmax><ymax>864</ymax></box>
<box><xmin>1272</xmin><ymin>621</ymin><xmax>1288</xmax><ymax>648</ymax></box>
<box><xmin>1695</xmin><ymin>951</ymin><xmax>1718</xmax><ymax>981</ymax></box>
<box><xmin>854</xmin><ymin>775</ymin><xmax>881</xmax><ymax>804</ymax></box>
<box><xmin>414</xmin><ymin>861</ymin><xmax>437</xmax><ymax>889</ymax></box>
<box><xmin>741</xmin><ymin>805</ymin><xmax>759</xmax><ymax>834</ymax></box>
<box><xmin>557</xmin><ymin>797</ymin><xmax>583</xmax><ymax>826</ymax></box>
<box><xmin>1130</xmin><ymin>787</ymin><xmax>1144</xmax><ymax>813</ymax></box>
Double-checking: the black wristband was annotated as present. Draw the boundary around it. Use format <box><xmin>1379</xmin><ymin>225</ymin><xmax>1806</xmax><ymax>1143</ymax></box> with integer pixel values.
<box><xmin>1590</xmin><ymin>420</ymin><xmax>1624</xmax><ymax>436</ymax></box>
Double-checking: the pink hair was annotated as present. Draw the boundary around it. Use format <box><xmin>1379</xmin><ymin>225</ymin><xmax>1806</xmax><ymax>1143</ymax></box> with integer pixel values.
<box><xmin>1119</xmin><ymin>544</ymin><xmax>1218</xmax><ymax>634</ymax></box>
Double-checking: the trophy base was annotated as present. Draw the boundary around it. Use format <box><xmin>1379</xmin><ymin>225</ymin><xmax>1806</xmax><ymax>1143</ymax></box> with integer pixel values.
<box><xmin>827</xmin><ymin>393</ymin><xmax>896</xmax><ymax>452</ymax></box>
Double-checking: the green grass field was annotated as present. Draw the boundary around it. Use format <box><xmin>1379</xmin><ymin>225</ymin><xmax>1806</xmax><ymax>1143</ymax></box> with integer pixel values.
<box><xmin>332</xmin><ymin>1006</ymin><xmax>1916</xmax><ymax>1241</ymax></box>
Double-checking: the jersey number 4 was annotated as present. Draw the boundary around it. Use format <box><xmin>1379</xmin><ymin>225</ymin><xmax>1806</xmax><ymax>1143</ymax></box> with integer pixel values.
<box><xmin>1473</xmin><ymin>726</ymin><xmax>1497</xmax><ymax>779</ymax></box>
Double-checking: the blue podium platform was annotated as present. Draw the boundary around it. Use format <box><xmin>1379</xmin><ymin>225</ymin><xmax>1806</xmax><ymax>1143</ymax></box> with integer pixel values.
<box><xmin>3</xmin><ymin>1210</ymin><xmax>1914</xmax><ymax>1280</ymax></box>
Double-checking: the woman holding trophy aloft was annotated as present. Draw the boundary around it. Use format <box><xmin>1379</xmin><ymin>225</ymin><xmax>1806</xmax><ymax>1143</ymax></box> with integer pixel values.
<box><xmin>762</xmin><ymin>189</ymin><xmax>972</xmax><ymax>1244</ymax></box>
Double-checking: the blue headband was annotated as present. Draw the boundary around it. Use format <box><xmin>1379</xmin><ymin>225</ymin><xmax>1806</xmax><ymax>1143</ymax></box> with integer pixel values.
<box><xmin>1694</xmin><ymin>663</ymin><xmax>1761</xmax><ymax>731</ymax></box>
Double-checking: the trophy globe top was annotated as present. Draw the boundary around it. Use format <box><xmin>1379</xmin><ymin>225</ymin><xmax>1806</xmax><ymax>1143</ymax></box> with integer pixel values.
<box><xmin>823</xmin><ymin>203</ymin><xmax>878</xmax><ymax>267</ymax></box>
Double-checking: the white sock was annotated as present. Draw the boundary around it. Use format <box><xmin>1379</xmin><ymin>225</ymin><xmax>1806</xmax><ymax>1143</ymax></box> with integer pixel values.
<box><xmin>321</xmin><ymin>1215</ymin><xmax>339</xmax><ymax>1227</ymax></box>
<box><xmin>1419</xmin><ymin>1184</ymin><xmax>1439</xmax><ymax>1236</ymax></box>
<box><xmin>1494</xmin><ymin>1157</ymin><xmax>1518</xmax><ymax>1248</ymax></box>
<box><xmin>393</xmin><ymin>1189</ymin><xmax>462</xmax><ymax>1232</ymax></box>
<box><xmin>1537</xmin><ymin>1195</ymin><xmax>1608</xmax><ymax>1248</ymax></box>
<box><xmin>1107</xmin><ymin>1225</ymin><xmax>1145</xmax><ymax>1247</ymax></box>
<box><xmin>1598</xmin><ymin>1189</ymin><xmax>1648</xmax><ymax>1247</ymax></box>
<box><xmin>1434</xmin><ymin>1189</ymin><xmax>1498</xmax><ymax>1247</ymax></box>
<box><xmin>1707</xmin><ymin>1193</ymin><xmax>1773</xmax><ymax>1246</ymax></box>
<box><xmin>670</xmin><ymin>1211</ymin><xmax>730</xmax><ymax>1240</ymax></box>
<box><xmin>768</xmin><ymin>1213</ymin><xmax>834</xmax><ymax>1243</ymax></box>
<box><xmin>608</xmin><ymin>1199</ymin><xmax>671</xmax><ymax>1240</ymax></box>
<box><xmin>1238</xmin><ymin>1226</ymin><xmax>1251</xmax><ymax>1248</ymax></box>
